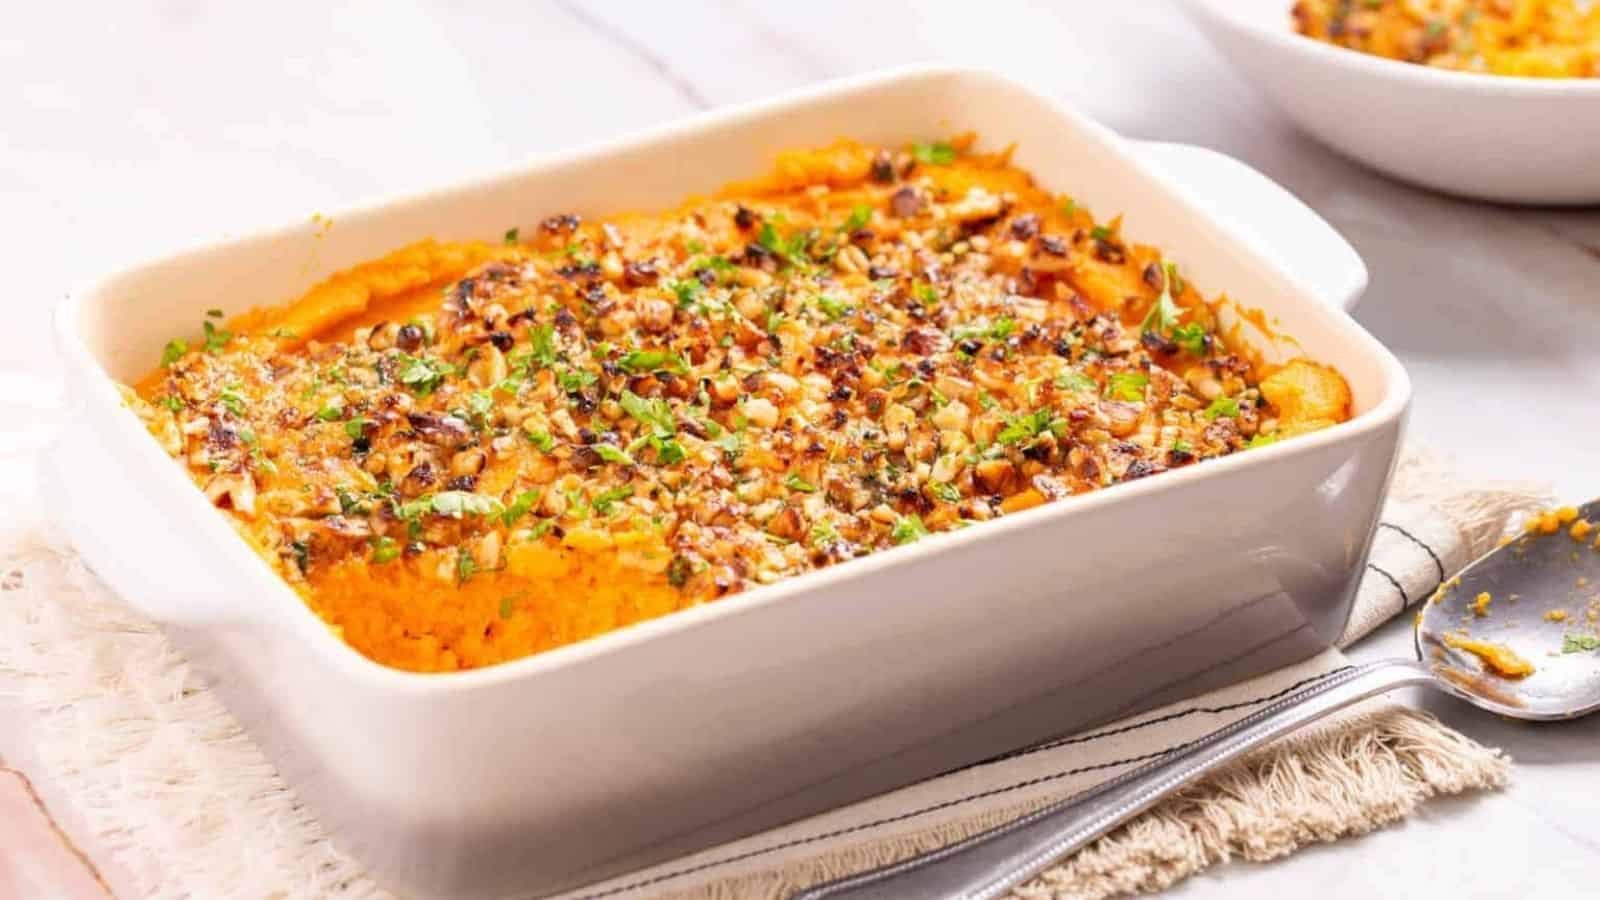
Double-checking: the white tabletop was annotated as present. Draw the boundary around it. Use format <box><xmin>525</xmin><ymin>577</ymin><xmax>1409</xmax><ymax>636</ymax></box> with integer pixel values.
<box><xmin>5</xmin><ymin>2</ymin><xmax>1599</xmax><ymax>897</ymax></box>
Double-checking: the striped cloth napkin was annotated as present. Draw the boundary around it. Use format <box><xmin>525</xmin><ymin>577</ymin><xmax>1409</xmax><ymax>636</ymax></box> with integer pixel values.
<box><xmin>0</xmin><ymin>443</ymin><xmax>1548</xmax><ymax>900</ymax></box>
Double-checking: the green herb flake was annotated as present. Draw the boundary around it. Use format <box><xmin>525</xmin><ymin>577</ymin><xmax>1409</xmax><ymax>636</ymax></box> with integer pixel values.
<box><xmin>430</xmin><ymin>491</ymin><xmax>502</xmax><ymax>519</ymax></box>
<box><xmin>1563</xmin><ymin>633</ymin><xmax>1600</xmax><ymax>654</ymax></box>
<box><xmin>161</xmin><ymin>338</ymin><xmax>189</xmax><ymax>367</ymax></box>
<box><xmin>619</xmin><ymin>349</ymin><xmax>688</xmax><ymax>374</ymax></box>
<box><xmin>911</xmin><ymin>141</ymin><xmax>957</xmax><ymax>165</ymax></box>
<box><xmin>1172</xmin><ymin>323</ymin><xmax>1209</xmax><ymax>355</ymax></box>
<box><xmin>397</xmin><ymin>355</ymin><xmax>453</xmax><ymax>396</ymax></box>
<box><xmin>1055</xmin><ymin>371</ymin><xmax>1096</xmax><ymax>393</ymax></box>
<box><xmin>456</xmin><ymin>550</ymin><xmax>479</xmax><ymax>584</ymax></box>
<box><xmin>1090</xmin><ymin>225</ymin><xmax>1115</xmax><ymax>243</ymax></box>
<box><xmin>784</xmin><ymin>474</ymin><xmax>817</xmax><ymax>493</ymax></box>
<box><xmin>1204</xmin><ymin>396</ymin><xmax>1240</xmax><ymax>419</ymax></box>
<box><xmin>503</xmin><ymin>227</ymin><xmax>520</xmax><ymax>244</ymax></box>
<box><xmin>202</xmin><ymin>319</ymin><xmax>232</xmax><ymax>354</ymax></box>
<box><xmin>501</xmin><ymin>489</ymin><xmax>542</xmax><ymax>526</ymax></box>
<box><xmin>890</xmin><ymin>514</ymin><xmax>931</xmax><ymax>545</ymax></box>
<box><xmin>930</xmin><ymin>481</ymin><xmax>961</xmax><ymax>503</ymax></box>
<box><xmin>1105</xmin><ymin>372</ymin><xmax>1150</xmax><ymax>402</ymax></box>
<box><xmin>343</xmin><ymin>416</ymin><xmax>368</xmax><ymax>440</ymax></box>
<box><xmin>996</xmin><ymin>409</ymin><xmax>1059</xmax><ymax>446</ymax></box>
<box><xmin>218</xmin><ymin>385</ymin><xmax>247</xmax><ymax>417</ymax></box>
<box><xmin>371</xmin><ymin>536</ymin><xmax>400</xmax><ymax>564</ymax></box>
<box><xmin>620</xmin><ymin>390</ymin><xmax>675</xmax><ymax>437</ymax></box>
<box><xmin>1247</xmin><ymin>433</ymin><xmax>1279</xmax><ymax>449</ymax></box>
<box><xmin>842</xmin><ymin>203</ymin><xmax>872</xmax><ymax>233</ymax></box>
<box><xmin>592</xmin><ymin>444</ymin><xmax>635</xmax><ymax>466</ymax></box>
<box><xmin>499</xmin><ymin>594</ymin><xmax>517</xmax><ymax>619</ymax></box>
<box><xmin>591</xmin><ymin>485</ymin><xmax>635</xmax><ymax>516</ymax></box>
<box><xmin>815</xmin><ymin>294</ymin><xmax>854</xmax><ymax>321</ymax></box>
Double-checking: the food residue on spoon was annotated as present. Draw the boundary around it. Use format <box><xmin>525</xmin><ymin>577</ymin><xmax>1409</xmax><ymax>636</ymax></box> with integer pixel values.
<box><xmin>1471</xmin><ymin>591</ymin><xmax>1493</xmax><ymax>616</ymax></box>
<box><xmin>1546</xmin><ymin>609</ymin><xmax>1570</xmax><ymax>623</ymax></box>
<box><xmin>1443</xmin><ymin>634</ymin><xmax>1536</xmax><ymax>679</ymax></box>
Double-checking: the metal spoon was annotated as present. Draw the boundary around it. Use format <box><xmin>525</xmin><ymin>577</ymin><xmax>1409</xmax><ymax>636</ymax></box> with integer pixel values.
<box><xmin>796</xmin><ymin>500</ymin><xmax>1600</xmax><ymax>900</ymax></box>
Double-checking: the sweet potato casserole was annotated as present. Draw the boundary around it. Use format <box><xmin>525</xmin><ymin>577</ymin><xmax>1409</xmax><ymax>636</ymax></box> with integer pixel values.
<box><xmin>126</xmin><ymin>136</ymin><xmax>1351</xmax><ymax>672</ymax></box>
<box><xmin>1293</xmin><ymin>0</ymin><xmax>1600</xmax><ymax>78</ymax></box>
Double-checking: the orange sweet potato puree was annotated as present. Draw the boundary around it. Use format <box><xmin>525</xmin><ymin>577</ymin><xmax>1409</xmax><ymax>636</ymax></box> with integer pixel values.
<box><xmin>131</xmin><ymin>137</ymin><xmax>1352</xmax><ymax>672</ymax></box>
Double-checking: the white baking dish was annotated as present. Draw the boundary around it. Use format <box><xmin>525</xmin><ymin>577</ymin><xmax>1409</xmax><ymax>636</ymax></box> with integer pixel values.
<box><xmin>50</xmin><ymin>66</ymin><xmax>1408</xmax><ymax>899</ymax></box>
<box><xmin>1181</xmin><ymin>0</ymin><xmax>1600</xmax><ymax>205</ymax></box>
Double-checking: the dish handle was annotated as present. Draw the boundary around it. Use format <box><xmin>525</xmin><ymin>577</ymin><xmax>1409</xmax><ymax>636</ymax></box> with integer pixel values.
<box><xmin>1126</xmin><ymin>140</ymin><xmax>1367</xmax><ymax>313</ymax></box>
<box><xmin>41</xmin><ymin>416</ymin><xmax>253</xmax><ymax>625</ymax></box>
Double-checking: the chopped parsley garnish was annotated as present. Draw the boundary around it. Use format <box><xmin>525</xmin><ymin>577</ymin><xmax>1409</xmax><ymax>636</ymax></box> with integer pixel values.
<box><xmin>1090</xmin><ymin>225</ymin><xmax>1115</xmax><ymax>243</ymax></box>
<box><xmin>618</xmin><ymin>349</ymin><xmax>688</xmax><ymax>374</ymax></box>
<box><xmin>1105</xmin><ymin>371</ymin><xmax>1149</xmax><ymax>402</ymax></box>
<box><xmin>810</xmin><ymin>520</ymin><xmax>841</xmax><ymax>547</ymax></box>
<box><xmin>524</xmin><ymin>430</ymin><xmax>556</xmax><ymax>453</ymax></box>
<box><xmin>591</xmin><ymin>485</ymin><xmax>634</xmax><ymax>515</ymax></box>
<box><xmin>914</xmin><ymin>283</ymin><xmax>940</xmax><ymax>306</ymax></box>
<box><xmin>499</xmin><ymin>595</ymin><xmax>517</xmax><ymax>619</ymax></box>
<box><xmin>815</xmin><ymin>294</ymin><xmax>854</xmax><ymax>321</ymax></box>
<box><xmin>427</xmin><ymin>491</ymin><xmax>502</xmax><ymax>519</ymax></box>
<box><xmin>996</xmin><ymin>408</ymin><xmax>1061</xmax><ymax>445</ymax></box>
<box><xmin>528</xmin><ymin>324</ymin><xmax>559</xmax><ymax>368</ymax></box>
<box><xmin>555</xmin><ymin>367</ymin><xmax>597</xmax><ymax>394</ymax></box>
<box><xmin>202</xmin><ymin>319</ymin><xmax>232</xmax><ymax>354</ymax></box>
<box><xmin>784</xmin><ymin>474</ymin><xmax>817</xmax><ymax>493</ymax></box>
<box><xmin>1204</xmin><ymin>396</ymin><xmax>1240</xmax><ymax>419</ymax></box>
<box><xmin>592</xmin><ymin>444</ymin><xmax>635</xmax><ymax>466</ymax></box>
<box><xmin>890</xmin><ymin>514</ymin><xmax>931</xmax><ymax>545</ymax></box>
<box><xmin>371</xmin><ymin>536</ymin><xmax>400</xmax><ymax>564</ymax></box>
<box><xmin>951</xmin><ymin>317</ymin><xmax>1017</xmax><ymax>343</ymax></box>
<box><xmin>1172</xmin><ymin>438</ymin><xmax>1192</xmax><ymax>454</ymax></box>
<box><xmin>1247</xmin><ymin>433</ymin><xmax>1278</xmax><ymax>449</ymax></box>
<box><xmin>669</xmin><ymin>279</ymin><xmax>703</xmax><ymax>308</ymax></box>
<box><xmin>1172</xmin><ymin>323</ymin><xmax>1209</xmax><ymax>355</ymax></box>
<box><xmin>1563</xmin><ymin>633</ymin><xmax>1600</xmax><ymax>654</ymax></box>
<box><xmin>343</xmin><ymin>416</ymin><xmax>368</xmax><ymax>440</ymax></box>
<box><xmin>314</xmin><ymin>404</ymin><xmax>343</xmax><ymax>422</ymax></box>
<box><xmin>757</xmin><ymin>218</ymin><xmax>815</xmax><ymax>269</ymax></box>
<box><xmin>157</xmin><ymin>395</ymin><xmax>184</xmax><ymax>412</ymax></box>
<box><xmin>501</xmin><ymin>490</ymin><xmax>542</xmax><ymax>526</ymax></box>
<box><xmin>911</xmin><ymin>141</ymin><xmax>957</xmax><ymax>165</ymax></box>
<box><xmin>161</xmin><ymin>339</ymin><xmax>189</xmax><ymax>367</ymax></box>
<box><xmin>456</xmin><ymin>550</ymin><xmax>479</xmax><ymax>584</ymax></box>
<box><xmin>397</xmin><ymin>355</ymin><xmax>453</xmax><ymax>396</ymax></box>
<box><xmin>1060</xmin><ymin>198</ymin><xmax>1077</xmax><ymax>218</ymax></box>
<box><xmin>842</xmin><ymin>203</ymin><xmax>872</xmax><ymax>233</ymax></box>
<box><xmin>503</xmin><ymin>227</ymin><xmax>520</xmax><ymax>244</ymax></box>
<box><xmin>218</xmin><ymin>385</ymin><xmax>247</xmax><ymax>416</ymax></box>
<box><xmin>620</xmin><ymin>390</ymin><xmax>675</xmax><ymax>436</ymax></box>
<box><xmin>929</xmin><ymin>481</ymin><xmax>962</xmax><ymax>503</ymax></box>
<box><xmin>1140</xmin><ymin>261</ymin><xmax>1183</xmax><ymax>337</ymax></box>
<box><xmin>1055</xmin><ymin>371</ymin><xmax>1096</xmax><ymax>393</ymax></box>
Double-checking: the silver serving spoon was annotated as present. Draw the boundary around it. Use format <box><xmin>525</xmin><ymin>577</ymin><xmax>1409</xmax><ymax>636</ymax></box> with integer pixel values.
<box><xmin>796</xmin><ymin>500</ymin><xmax>1600</xmax><ymax>900</ymax></box>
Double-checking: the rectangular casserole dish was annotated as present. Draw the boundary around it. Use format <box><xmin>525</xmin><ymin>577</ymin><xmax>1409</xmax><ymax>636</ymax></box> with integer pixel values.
<box><xmin>51</xmin><ymin>66</ymin><xmax>1409</xmax><ymax>899</ymax></box>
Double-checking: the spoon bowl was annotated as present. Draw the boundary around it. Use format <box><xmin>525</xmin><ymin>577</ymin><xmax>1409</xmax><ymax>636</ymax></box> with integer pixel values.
<box><xmin>1419</xmin><ymin>499</ymin><xmax>1600</xmax><ymax>721</ymax></box>
<box><xmin>798</xmin><ymin>500</ymin><xmax>1600</xmax><ymax>900</ymax></box>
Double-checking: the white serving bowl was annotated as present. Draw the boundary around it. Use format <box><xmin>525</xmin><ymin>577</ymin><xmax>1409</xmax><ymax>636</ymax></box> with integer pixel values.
<box><xmin>1181</xmin><ymin>0</ymin><xmax>1600</xmax><ymax>205</ymax></box>
<box><xmin>51</xmin><ymin>65</ymin><xmax>1406</xmax><ymax>899</ymax></box>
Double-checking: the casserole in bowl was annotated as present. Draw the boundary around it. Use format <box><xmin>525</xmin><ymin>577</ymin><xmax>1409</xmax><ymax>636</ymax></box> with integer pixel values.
<box><xmin>52</xmin><ymin>66</ymin><xmax>1407</xmax><ymax>898</ymax></box>
<box><xmin>1181</xmin><ymin>0</ymin><xmax>1600</xmax><ymax>204</ymax></box>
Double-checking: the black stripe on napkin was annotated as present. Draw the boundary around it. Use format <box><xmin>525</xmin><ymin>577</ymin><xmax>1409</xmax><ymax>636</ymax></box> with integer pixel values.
<box><xmin>1365</xmin><ymin>561</ymin><xmax>1408</xmax><ymax>615</ymax></box>
<box><xmin>568</xmin><ymin>666</ymin><xmax>1358</xmax><ymax>899</ymax></box>
<box><xmin>1378</xmin><ymin>521</ymin><xmax>1445</xmax><ymax>584</ymax></box>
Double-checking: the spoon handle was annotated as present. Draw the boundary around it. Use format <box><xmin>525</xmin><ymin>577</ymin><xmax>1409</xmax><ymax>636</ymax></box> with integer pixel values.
<box><xmin>792</xmin><ymin>658</ymin><xmax>1433</xmax><ymax>900</ymax></box>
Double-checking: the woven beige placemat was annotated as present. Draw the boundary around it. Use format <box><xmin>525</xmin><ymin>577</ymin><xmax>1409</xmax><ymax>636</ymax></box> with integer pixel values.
<box><xmin>0</xmin><ymin>444</ymin><xmax>1550</xmax><ymax>900</ymax></box>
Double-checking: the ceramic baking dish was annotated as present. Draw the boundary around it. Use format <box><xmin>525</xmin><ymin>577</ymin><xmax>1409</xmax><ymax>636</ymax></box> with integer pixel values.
<box><xmin>50</xmin><ymin>66</ymin><xmax>1408</xmax><ymax>899</ymax></box>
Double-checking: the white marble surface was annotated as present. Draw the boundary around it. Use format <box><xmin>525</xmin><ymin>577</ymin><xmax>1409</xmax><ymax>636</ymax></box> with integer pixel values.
<box><xmin>4</xmin><ymin>1</ymin><xmax>1600</xmax><ymax>897</ymax></box>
